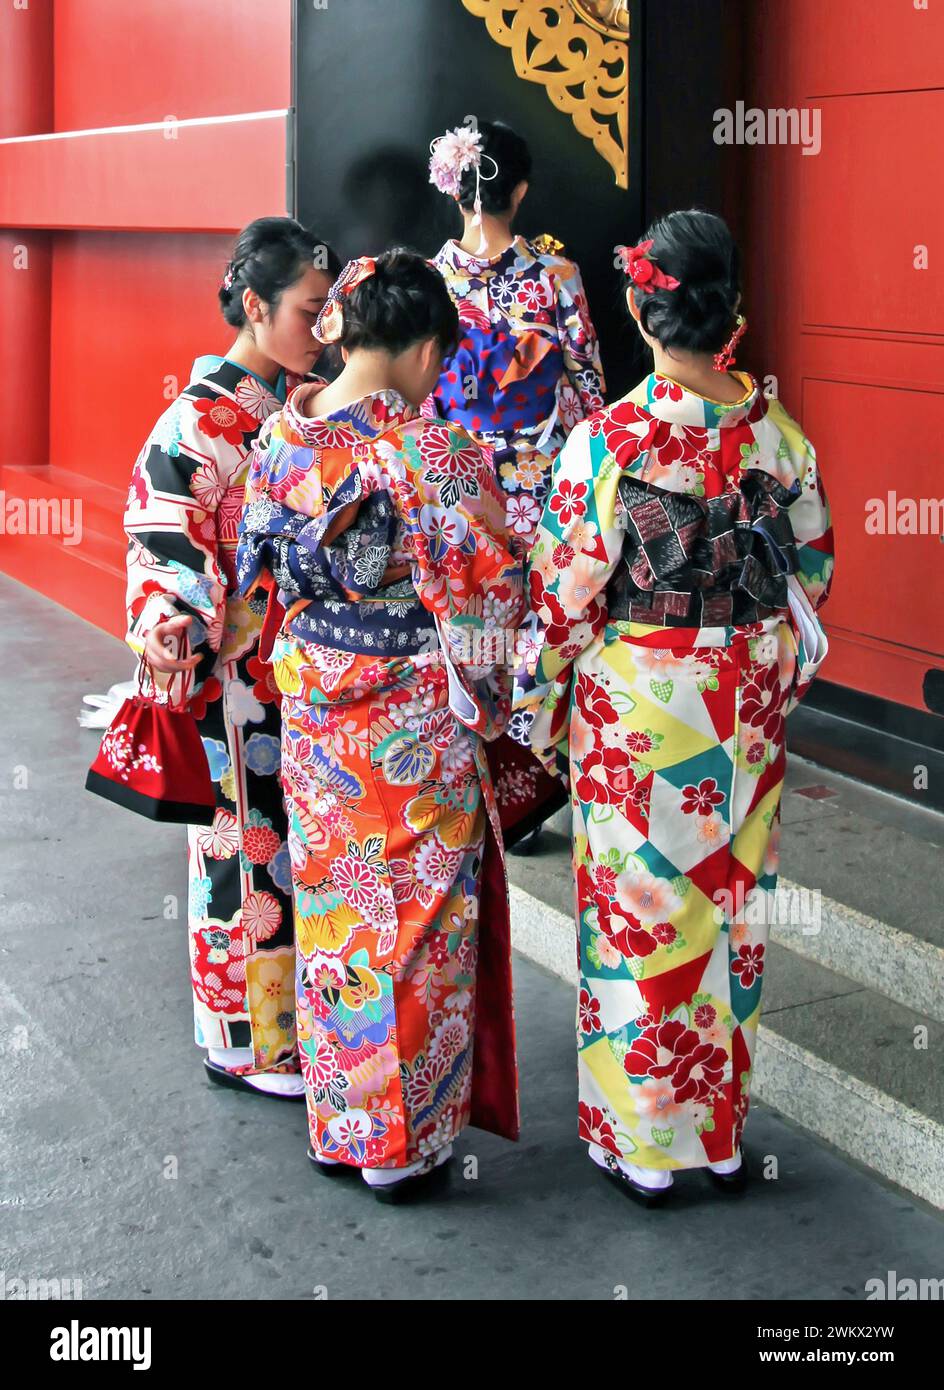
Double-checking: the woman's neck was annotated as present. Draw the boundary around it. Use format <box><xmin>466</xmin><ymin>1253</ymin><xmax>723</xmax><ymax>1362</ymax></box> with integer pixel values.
<box><xmin>301</xmin><ymin>354</ymin><xmax>399</xmax><ymax>418</ymax></box>
<box><xmin>650</xmin><ymin>346</ymin><xmax>748</xmax><ymax>403</ymax></box>
<box><xmin>224</xmin><ymin>334</ymin><xmax>281</xmax><ymax>387</ymax></box>
<box><xmin>456</xmin><ymin>213</ymin><xmax>515</xmax><ymax>260</ymax></box>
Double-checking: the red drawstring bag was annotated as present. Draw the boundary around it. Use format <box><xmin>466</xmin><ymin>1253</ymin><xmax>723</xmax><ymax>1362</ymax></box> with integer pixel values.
<box><xmin>85</xmin><ymin>643</ymin><xmax>216</xmax><ymax>825</ymax></box>
<box><xmin>485</xmin><ymin>732</ymin><xmax>568</xmax><ymax>849</ymax></box>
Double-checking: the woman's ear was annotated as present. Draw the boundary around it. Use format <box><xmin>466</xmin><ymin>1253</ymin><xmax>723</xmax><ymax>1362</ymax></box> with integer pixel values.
<box><xmin>625</xmin><ymin>285</ymin><xmax>641</xmax><ymax>323</ymax></box>
<box><xmin>418</xmin><ymin>337</ymin><xmax>439</xmax><ymax>374</ymax></box>
<box><xmin>243</xmin><ymin>287</ymin><xmax>265</xmax><ymax>324</ymax></box>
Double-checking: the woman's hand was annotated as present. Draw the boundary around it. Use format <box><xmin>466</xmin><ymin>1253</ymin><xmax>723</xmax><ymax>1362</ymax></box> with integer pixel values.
<box><xmin>144</xmin><ymin>613</ymin><xmax>202</xmax><ymax>673</ymax></box>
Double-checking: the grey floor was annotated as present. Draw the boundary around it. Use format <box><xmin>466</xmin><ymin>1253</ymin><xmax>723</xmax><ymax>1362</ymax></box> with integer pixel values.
<box><xmin>2</xmin><ymin>572</ymin><xmax>943</xmax><ymax>1301</ymax></box>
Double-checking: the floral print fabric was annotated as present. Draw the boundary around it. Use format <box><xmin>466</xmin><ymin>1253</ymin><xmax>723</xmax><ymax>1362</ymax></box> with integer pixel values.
<box><xmin>238</xmin><ymin>385</ymin><xmax>525</xmax><ymax>1165</ymax></box>
<box><xmin>431</xmin><ymin>233</ymin><xmax>605</xmax><ymax>547</ymax></box>
<box><xmin>125</xmin><ymin>359</ymin><xmax>308</xmax><ymax>1070</ymax></box>
<box><xmin>515</xmin><ymin>371</ymin><xmax>833</xmax><ymax>1169</ymax></box>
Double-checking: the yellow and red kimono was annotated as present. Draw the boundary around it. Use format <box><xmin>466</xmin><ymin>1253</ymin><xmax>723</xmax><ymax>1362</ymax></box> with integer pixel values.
<box><xmin>237</xmin><ymin>383</ymin><xmax>524</xmax><ymax>1167</ymax></box>
<box><xmin>515</xmin><ymin>371</ymin><xmax>833</xmax><ymax>1172</ymax></box>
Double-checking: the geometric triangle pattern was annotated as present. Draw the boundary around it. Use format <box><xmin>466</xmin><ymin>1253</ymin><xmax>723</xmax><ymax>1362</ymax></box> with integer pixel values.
<box><xmin>572</xmin><ymin>619</ymin><xmax>791</xmax><ymax>1172</ymax></box>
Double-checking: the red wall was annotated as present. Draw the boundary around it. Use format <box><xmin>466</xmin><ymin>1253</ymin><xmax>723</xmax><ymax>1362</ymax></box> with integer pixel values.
<box><xmin>0</xmin><ymin>0</ymin><xmax>292</xmax><ymax>637</ymax></box>
<box><xmin>741</xmin><ymin>0</ymin><xmax>944</xmax><ymax>712</ymax></box>
<box><xmin>54</xmin><ymin>0</ymin><xmax>290</xmax><ymax>127</ymax></box>
<box><xmin>48</xmin><ymin>233</ymin><xmax>237</xmax><ymax>488</ymax></box>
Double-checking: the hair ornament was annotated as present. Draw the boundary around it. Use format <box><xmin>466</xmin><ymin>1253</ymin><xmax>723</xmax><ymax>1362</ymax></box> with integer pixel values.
<box><xmin>312</xmin><ymin>256</ymin><xmax>378</xmax><ymax>344</ymax></box>
<box><xmin>429</xmin><ymin>124</ymin><xmax>499</xmax><ymax>255</ymax></box>
<box><xmin>713</xmin><ymin>313</ymin><xmax>748</xmax><ymax>372</ymax></box>
<box><xmin>617</xmin><ymin>239</ymin><xmax>681</xmax><ymax>294</ymax></box>
<box><xmin>221</xmin><ymin>262</ymin><xmax>236</xmax><ymax>292</ymax></box>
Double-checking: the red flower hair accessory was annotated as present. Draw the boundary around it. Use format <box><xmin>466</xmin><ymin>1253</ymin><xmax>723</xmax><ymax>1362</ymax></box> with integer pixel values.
<box><xmin>714</xmin><ymin>313</ymin><xmax>748</xmax><ymax>371</ymax></box>
<box><xmin>617</xmin><ymin>239</ymin><xmax>681</xmax><ymax>294</ymax></box>
<box><xmin>313</xmin><ymin>256</ymin><xmax>378</xmax><ymax>344</ymax></box>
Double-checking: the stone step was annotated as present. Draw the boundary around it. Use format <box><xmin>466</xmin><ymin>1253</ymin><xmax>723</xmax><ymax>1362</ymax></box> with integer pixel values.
<box><xmin>770</xmin><ymin>878</ymin><xmax>944</xmax><ymax>1026</ymax></box>
<box><xmin>508</xmin><ymin>882</ymin><xmax>944</xmax><ymax>1210</ymax></box>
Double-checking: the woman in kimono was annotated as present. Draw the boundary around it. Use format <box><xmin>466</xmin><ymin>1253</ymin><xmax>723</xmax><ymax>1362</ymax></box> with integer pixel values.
<box><xmin>237</xmin><ymin>248</ymin><xmax>525</xmax><ymax>1199</ymax></box>
<box><xmin>428</xmin><ymin>118</ymin><xmax>606</xmax><ymax>850</ymax></box>
<box><xmin>515</xmin><ymin>210</ymin><xmax>834</xmax><ymax>1203</ymax></box>
<box><xmin>427</xmin><ymin>119</ymin><xmax>605</xmax><ymax>545</ymax></box>
<box><xmin>124</xmin><ymin>217</ymin><xmax>341</xmax><ymax>1098</ymax></box>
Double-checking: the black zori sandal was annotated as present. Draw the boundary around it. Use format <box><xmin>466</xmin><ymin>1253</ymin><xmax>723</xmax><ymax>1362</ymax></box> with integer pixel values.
<box><xmin>203</xmin><ymin>1058</ymin><xmax>305</xmax><ymax>1101</ymax></box>
<box><xmin>369</xmin><ymin>1156</ymin><xmax>454</xmax><ymax>1205</ymax></box>
<box><xmin>703</xmin><ymin>1151</ymin><xmax>750</xmax><ymax>1195</ymax></box>
<box><xmin>589</xmin><ymin>1146</ymin><xmax>673</xmax><ymax>1208</ymax></box>
<box><xmin>307</xmin><ymin>1148</ymin><xmax>359</xmax><ymax>1178</ymax></box>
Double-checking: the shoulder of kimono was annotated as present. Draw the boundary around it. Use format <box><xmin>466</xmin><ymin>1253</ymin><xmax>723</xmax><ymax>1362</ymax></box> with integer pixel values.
<box><xmin>598</xmin><ymin>390</ymin><xmax>652</xmax><ymax>432</ymax></box>
<box><xmin>137</xmin><ymin>389</ymin><xmax>224</xmax><ymax>460</ymax></box>
<box><xmin>536</xmin><ymin>247</ymin><xmax>581</xmax><ymax>282</ymax></box>
<box><xmin>386</xmin><ymin>416</ymin><xmax>478</xmax><ymax>449</ymax></box>
<box><xmin>169</xmin><ymin>369</ymin><xmax>256</xmax><ymax>424</ymax></box>
<box><xmin>262</xmin><ymin>409</ymin><xmax>311</xmax><ymax>450</ymax></box>
<box><xmin>182</xmin><ymin>359</ymin><xmax>247</xmax><ymax>399</ymax></box>
<box><xmin>762</xmin><ymin>395</ymin><xmax>813</xmax><ymax>455</ymax></box>
<box><xmin>526</xmin><ymin>243</ymin><xmax>585</xmax><ymax>292</ymax></box>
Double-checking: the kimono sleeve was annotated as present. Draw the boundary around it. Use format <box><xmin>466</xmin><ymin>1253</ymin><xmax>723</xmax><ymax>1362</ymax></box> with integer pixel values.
<box><xmin>553</xmin><ymin>257</ymin><xmax>606</xmax><ymax>418</ymax></box>
<box><xmin>514</xmin><ymin>418</ymin><xmax>624</xmax><ymax>785</ymax></box>
<box><xmin>764</xmin><ymin>398</ymin><xmax>834</xmax><ymax>611</ymax></box>
<box><xmin>761</xmin><ymin>398</ymin><xmax>834</xmax><ymax>712</ymax></box>
<box><xmin>124</xmin><ymin>397</ymin><xmax>229</xmax><ymax>693</ymax></box>
<box><xmin>391</xmin><ymin>421</ymin><xmax>525</xmax><ymax>738</ymax></box>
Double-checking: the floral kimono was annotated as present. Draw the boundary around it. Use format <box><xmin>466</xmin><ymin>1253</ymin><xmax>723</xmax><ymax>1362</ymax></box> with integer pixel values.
<box><xmin>431</xmin><ymin>232</ymin><xmax>606</xmax><ymax>549</ymax></box>
<box><xmin>125</xmin><ymin>356</ymin><xmax>315</xmax><ymax>1075</ymax></box>
<box><xmin>237</xmin><ymin>382</ymin><xmax>525</xmax><ymax>1168</ymax></box>
<box><xmin>514</xmin><ymin>370</ymin><xmax>833</xmax><ymax>1172</ymax></box>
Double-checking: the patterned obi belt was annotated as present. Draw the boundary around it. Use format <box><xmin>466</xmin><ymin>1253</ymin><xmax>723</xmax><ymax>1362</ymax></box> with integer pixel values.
<box><xmin>284</xmin><ymin>579</ymin><xmax>438</xmax><ymax>658</ymax></box>
<box><xmin>606</xmin><ymin>469</ymin><xmax>800</xmax><ymax>627</ymax></box>
<box><xmin>434</xmin><ymin>326</ymin><xmax>564</xmax><ymax>444</ymax></box>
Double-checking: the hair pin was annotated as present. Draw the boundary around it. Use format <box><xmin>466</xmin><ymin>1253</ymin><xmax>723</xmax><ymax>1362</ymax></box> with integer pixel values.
<box><xmin>714</xmin><ymin>313</ymin><xmax>748</xmax><ymax>371</ymax></box>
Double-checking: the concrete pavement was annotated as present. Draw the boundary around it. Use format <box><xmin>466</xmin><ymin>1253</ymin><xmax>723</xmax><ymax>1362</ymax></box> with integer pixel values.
<box><xmin>2</xmin><ymin>573</ymin><xmax>943</xmax><ymax>1301</ymax></box>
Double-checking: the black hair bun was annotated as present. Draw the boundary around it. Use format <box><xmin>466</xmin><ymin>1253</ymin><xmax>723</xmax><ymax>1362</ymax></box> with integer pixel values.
<box><xmin>630</xmin><ymin>210</ymin><xmax>740</xmax><ymax>355</ymax></box>
<box><xmin>339</xmin><ymin>248</ymin><xmax>459</xmax><ymax>356</ymax></box>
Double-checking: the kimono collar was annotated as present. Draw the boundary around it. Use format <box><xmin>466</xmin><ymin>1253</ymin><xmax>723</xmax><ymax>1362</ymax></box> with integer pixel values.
<box><xmin>441</xmin><ymin>232</ymin><xmax>532</xmax><ymax>275</ymax></box>
<box><xmin>193</xmin><ymin>353</ymin><xmax>293</xmax><ymax>403</ymax></box>
<box><xmin>640</xmin><ymin>370</ymin><xmax>766</xmax><ymax>429</ymax></box>
<box><xmin>281</xmin><ymin>381</ymin><xmax>419</xmax><ymax>446</ymax></box>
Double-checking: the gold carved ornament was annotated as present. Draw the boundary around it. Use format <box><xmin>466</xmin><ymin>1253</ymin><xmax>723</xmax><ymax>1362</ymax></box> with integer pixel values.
<box><xmin>459</xmin><ymin>1</ymin><xmax>630</xmax><ymax>188</ymax></box>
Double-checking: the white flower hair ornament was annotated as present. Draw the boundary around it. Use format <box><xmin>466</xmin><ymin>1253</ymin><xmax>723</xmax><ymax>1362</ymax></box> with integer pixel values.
<box><xmin>428</xmin><ymin>125</ymin><xmax>499</xmax><ymax>256</ymax></box>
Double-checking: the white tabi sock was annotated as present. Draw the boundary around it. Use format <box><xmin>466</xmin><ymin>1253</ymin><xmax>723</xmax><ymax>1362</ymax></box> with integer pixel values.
<box><xmin>206</xmin><ymin>1046</ymin><xmax>305</xmax><ymax>1097</ymax></box>
<box><xmin>361</xmin><ymin>1142</ymin><xmax>454</xmax><ymax>1187</ymax></box>
<box><xmin>242</xmin><ymin>1073</ymin><xmax>306</xmax><ymax>1096</ymax></box>
<box><xmin>707</xmin><ymin>1149</ymin><xmax>743</xmax><ymax>1175</ymax></box>
<box><xmin>207</xmin><ymin>1045</ymin><xmax>253</xmax><ymax>1068</ymax></box>
<box><xmin>588</xmin><ymin>1141</ymin><xmax>674</xmax><ymax>1190</ymax></box>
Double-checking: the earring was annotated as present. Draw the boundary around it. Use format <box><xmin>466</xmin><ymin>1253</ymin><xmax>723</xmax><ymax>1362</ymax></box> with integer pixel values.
<box><xmin>714</xmin><ymin>313</ymin><xmax>747</xmax><ymax>372</ymax></box>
